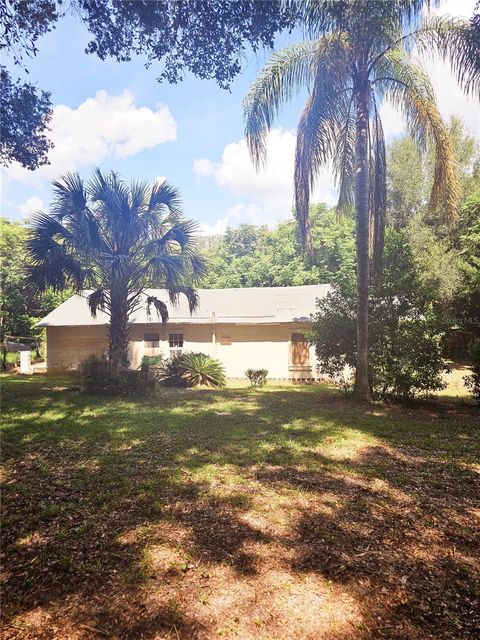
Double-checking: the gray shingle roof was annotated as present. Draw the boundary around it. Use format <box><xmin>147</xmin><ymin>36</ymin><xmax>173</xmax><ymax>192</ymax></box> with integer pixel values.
<box><xmin>37</xmin><ymin>285</ymin><xmax>331</xmax><ymax>327</ymax></box>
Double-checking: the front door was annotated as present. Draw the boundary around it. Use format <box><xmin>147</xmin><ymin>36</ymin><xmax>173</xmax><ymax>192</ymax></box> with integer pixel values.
<box><xmin>291</xmin><ymin>333</ymin><xmax>309</xmax><ymax>366</ymax></box>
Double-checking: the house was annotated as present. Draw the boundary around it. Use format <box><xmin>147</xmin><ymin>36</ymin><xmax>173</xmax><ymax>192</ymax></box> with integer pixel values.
<box><xmin>37</xmin><ymin>285</ymin><xmax>331</xmax><ymax>379</ymax></box>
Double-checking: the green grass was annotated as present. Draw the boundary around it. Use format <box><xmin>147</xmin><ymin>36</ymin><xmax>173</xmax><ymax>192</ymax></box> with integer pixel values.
<box><xmin>1</xmin><ymin>375</ymin><xmax>479</xmax><ymax>640</ymax></box>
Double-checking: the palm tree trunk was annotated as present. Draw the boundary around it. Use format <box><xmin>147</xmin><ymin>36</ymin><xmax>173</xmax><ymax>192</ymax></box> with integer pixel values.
<box><xmin>353</xmin><ymin>81</ymin><xmax>371</xmax><ymax>401</ymax></box>
<box><xmin>108</xmin><ymin>284</ymin><xmax>130</xmax><ymax>376</ymax></box>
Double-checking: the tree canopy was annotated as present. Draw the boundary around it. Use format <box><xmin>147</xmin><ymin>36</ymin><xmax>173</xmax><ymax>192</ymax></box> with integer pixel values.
<box><xmin>26</xmin><ymin>170</ymin><xmax>206</xmax><ymax>373</ymax></box>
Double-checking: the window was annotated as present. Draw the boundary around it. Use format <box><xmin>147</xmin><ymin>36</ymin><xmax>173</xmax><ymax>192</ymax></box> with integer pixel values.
<box><xmin>144</xmin><ymin>332</ymin><xmax>160</xmax><ymax>348</ymax></box>
<box><xmin>169</xmin><ymin>333</ymin><xmax>184</xmax><ymax>348</ymax></box>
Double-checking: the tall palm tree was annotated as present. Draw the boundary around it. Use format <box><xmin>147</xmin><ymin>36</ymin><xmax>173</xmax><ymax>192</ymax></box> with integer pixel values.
<box><xmin>244</xmin><ymin>0</ymin><xmax>477</xmax><ymax>400</ymax></box>
<box><xmin>27</xmin><ymin>170</ymin><xmax>206</xmax><ymax>375</ymax></box>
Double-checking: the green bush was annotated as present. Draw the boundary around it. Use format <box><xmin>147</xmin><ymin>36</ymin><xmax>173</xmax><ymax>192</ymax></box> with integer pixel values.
<box><xmin>80</xmin><ymin>355</ymin><xmax>153</xmax><ymax>394</ymax></box>
<box><xmin>309</xmin><ymin>230</ymin><xmax>450</xmax><ymax>400</ymax></box>
<box><xmin>157</xmin><ymin>352</ymin><xmax>226</xmax><ymax>388</ymax></box>
<box><xmin>464</xmin><ymin>338</ymin><xmax>480</xmax><ymax>403</ymax></box>
<box><xmin>140</xmin><ymin>354</ymin><xmax>164</xmax><ymax>371</ymax></box>
<box><xmin>245</xmin><ymin>368</ymin><xmax>268</xmax><ymax>387</ymax></box>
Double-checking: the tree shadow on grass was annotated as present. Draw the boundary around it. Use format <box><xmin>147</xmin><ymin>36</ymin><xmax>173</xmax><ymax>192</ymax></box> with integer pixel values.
<box><xmin>1</xmin><ymin>378</ymin><xmax>479</xmax><ymax>638</ymax></box>
<box><xmin>258</xmin><ymin>445</ymin><xmax>480</xmax><ymax>639</ymax></box>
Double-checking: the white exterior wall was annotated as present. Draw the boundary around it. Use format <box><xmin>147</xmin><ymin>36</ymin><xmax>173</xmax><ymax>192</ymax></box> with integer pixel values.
<box><xmin>46</xmin><ymin>322</ymin><xmax>319</xmax><ymax>379</ymax></box>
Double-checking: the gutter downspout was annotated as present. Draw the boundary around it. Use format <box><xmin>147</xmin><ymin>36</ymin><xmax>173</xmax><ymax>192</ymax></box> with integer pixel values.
<box><xmin>212</xmin><ymin>312</ymin><xmax>216</xmax><ymax>356</ymax></box>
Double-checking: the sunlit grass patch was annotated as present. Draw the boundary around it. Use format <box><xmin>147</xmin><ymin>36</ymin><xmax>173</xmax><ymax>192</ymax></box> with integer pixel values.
<box><xmin>1</xmin><ymin>375</ymin><xmax>479</xmax><ymax>640</ymax></box>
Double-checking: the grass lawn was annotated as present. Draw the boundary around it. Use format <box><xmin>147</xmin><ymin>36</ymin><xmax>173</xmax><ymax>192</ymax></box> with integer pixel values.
<box><xmin>1</xmin><ymin>376</ymin><xmax>479</xmax><ymax>639</ymax></box>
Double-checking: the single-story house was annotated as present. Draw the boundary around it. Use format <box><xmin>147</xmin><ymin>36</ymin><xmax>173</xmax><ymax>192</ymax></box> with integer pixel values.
<box><xmin>37</xmin><ymin>284</ymin><xmax>331</xmax><ymax>379</ymax></box>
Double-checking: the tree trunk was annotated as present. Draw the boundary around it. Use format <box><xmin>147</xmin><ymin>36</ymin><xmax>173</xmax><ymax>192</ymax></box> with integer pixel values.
<box><xmin>108</xmin><ymin>284</ymin><xmax>130</xmax><ymax>376</ymax></box>
<box><xmin>352</xmin><ymin>81</ymin><xmax>371</xmax><ymax>401</ymax></box>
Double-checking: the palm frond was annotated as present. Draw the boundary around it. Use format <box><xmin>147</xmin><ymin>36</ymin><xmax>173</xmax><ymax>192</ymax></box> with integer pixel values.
<box><xmin>146</xmin><ymin>295</ymin><xmax>169</xmax><ymax>324</ymax></box>
<box><xmin>168</xmin><ymin>286</ymin><xmax>200</xmax><ymax>314</ymax></box>
<box><xmin>332</xmin><ymin>92</ymin><xmax>356</xmax><ymax>213</ymax></box>
<box><xmin>370</xmin><ymin>98</ymin><xmax>387</xmax><ymax>277</ymax></box>
<box><xmin>374</xmin><ymin>50</ymin><xmax>460</xmax><ymax>219</ymax></box>
<box><xmin>148</xmin><ymin>180</ymin><xmax>182</xmax><ymax>217</ymax></box>
<box><xmin>147</xmin><ymin>254</ymin><xmax>186</xmax><ymax>289</ymax></box>
<box><xmin>50</xmin><ymin>172</ymin><xmax>87</xmax><ymax>220</ymax></box>
<box><xmin>293</xmin><ymin>38</ymin><xmax>351</xmax><ymax>256</ymax></box>
<box><xmin>88</xmin><ymin>289</ymin><xmax>107</xmax><ymax>318</ymax></box>
<box><xmin>244</xmin><ymin>39</ymin><xmax>324</xmax><ymax>168</ymax></box>
<box><xmin>297</xmin><ymin>0</ymin><xmax>434</xmax><ymax>38</ymax></box>
<box><xmin>412</xmin><ymin>15</ymin><xmax>480</xmax><ymax>96</ymax></box>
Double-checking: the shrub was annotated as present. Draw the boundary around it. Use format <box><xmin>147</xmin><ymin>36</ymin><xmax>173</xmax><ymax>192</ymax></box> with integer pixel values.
<box><xmin>157</xmin><ymin>352</ymin><xmax>226</xmax><ymax>387</ymax></box>
<box><xmin>140</xmin><ymin>354</ymin><xmax>164</xmax><ymax>371</ymax></box>
<box><xmin>464</xmin><ymin>338</ymin><xmax>480</xmax><ymax>403</ymax></box>
<box><xmin>309</xmin><ymin>230</ymin><xmax>450</xmax><ymax>400</ymax></box>
<box><xmin>80</xmin><ymin>355</ymin><xmax>153</xmax><ymax>394</ymax></box>
<box><xmin>245</xmin><ymin>368</ymin><xmax>268</xmax><ymax>387</ymax></box>
<box><xmin>156</xmin><ymin>353</ymin><xmax>188</xmax><ymax>387</ymax></box>
<box><xmin>184</xmin><ymin>352</ymin><xmax>226</xmax><ymax>387</ymax></box>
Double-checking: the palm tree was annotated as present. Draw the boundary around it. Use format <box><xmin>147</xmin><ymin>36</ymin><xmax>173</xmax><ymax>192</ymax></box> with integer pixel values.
<box><xmin>244</xmin><ymin>0</ymin><xmax>478</xmax><ymax>400</ymax></box>
<box><xmin>26</xmin><ymin>170</ymin><xmax>206</xmax><ymax>375</ymax></box>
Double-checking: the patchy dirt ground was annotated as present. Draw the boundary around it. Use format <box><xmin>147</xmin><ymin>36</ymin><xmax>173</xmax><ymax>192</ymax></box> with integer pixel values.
<box><xmin>1</xmin><ymin>376</ymin><xmax>479</xmax><ymax>639</ymax></box>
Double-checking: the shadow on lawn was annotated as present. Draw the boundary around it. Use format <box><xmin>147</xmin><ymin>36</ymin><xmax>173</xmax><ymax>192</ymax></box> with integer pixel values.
<box><xmin>1</xmin><ymin>378</ymin><xmax>479</xmax><ymax>639</ymax></box>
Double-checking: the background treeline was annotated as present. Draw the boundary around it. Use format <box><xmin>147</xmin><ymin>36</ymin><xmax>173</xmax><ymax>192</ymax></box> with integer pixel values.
<box><xmin>1</xmin><ymin>117</ymin><xmax>479</xmax><ymax>350</ymax></box>
<box><xmin>200</xmin><ymin>117</ymin><xmax>479</xmax><ymax>346</ymax></box>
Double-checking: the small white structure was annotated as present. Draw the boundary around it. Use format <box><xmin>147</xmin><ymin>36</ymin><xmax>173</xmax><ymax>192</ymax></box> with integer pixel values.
<box><xmin>37</xmin><ymin>285</ymin><xmax>331</xmax><ymax>380</ymax></box>
<box><xmin>19</xmin><ymin>350</ymin><xmax>33</xmax><ymax>375</ymax></box>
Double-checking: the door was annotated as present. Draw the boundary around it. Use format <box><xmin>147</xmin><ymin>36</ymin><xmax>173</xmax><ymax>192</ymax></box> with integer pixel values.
<box><xmin>291</xmin><ymin>333</ymin><xmax>309</xmax><ymax>366</ymax></box>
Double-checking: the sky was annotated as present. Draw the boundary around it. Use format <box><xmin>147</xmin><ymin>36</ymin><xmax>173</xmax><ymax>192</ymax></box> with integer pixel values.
<box><xmin>1</xmin><ymin>0</ymin><xmax>478</xmax><ymax>234</ymax></box>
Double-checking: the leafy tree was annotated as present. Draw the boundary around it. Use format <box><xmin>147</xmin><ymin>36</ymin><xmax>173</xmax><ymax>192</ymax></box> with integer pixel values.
<box><xmin>76</xmin><ymin>0</ymin><xmax>297</xmax><ymax>89</ymax></box>
<box><xmin>0</xmin><ymin>217</ymin><xmax>70</xmax><ymax>338</ymax></box>
<box><xmin>0</xmin><ymin>218</ymin><xmax>36</xmax><ymax>337</ymax></box>
<box><xmin>244</xmin><ymin>0</ymin><xmax>476</xmax><ymax>399</ymax></box>
<box><xmin>0</xmin><ymin>67</ymin><xmax>53</xmax><ymax>169</ymax></box>
<box><xmin>387</xmin><ymin>118</ymin><xmax>480</xmax><ymax>334</ymax></box>
<box><xmin>200</xmin><ymin>206</ymin><xmax>355</xmax><ymax>289</ymax></box>
<box><xmin>387</xmin><ymin>136</ymin><xmax>425</xmax><ymax>229</ymax></box>
<box><xmin>0</xmin><ymin>0</ymin><xmax>58</xmax><ymax>168</ymax></box>
<box><xmin>26</xmin><ymin>170</ymin><xmax>206</xmax><ymax>374</ymax></box>
<box><xmin>1</xmin><ymin>1</ymin><xmax>296</xmax><ymax>166</ymax></box>
<box><xmin>456</xmin><ymin>190</ymin><xmax>480</xmax><ymax>335</ymax></box>
<box><xmin>464</xmin><ymin>338</ymin><xmax>480</xmax><ymax>403</ymax></box>
<box><xmin>310</xmin><ymin>229</ymin><xmax>450</xmax><ymax>399</ymax></box>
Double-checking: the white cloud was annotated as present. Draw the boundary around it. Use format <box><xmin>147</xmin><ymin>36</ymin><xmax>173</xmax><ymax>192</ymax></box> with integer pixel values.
<box><xmin>379</xmin><ymin>101</ymin><xmax>406</xmax><ymax>140</ymax></box>
<box><xmin>198</xmin><ymin>217</ymin><xmax>229</xmax><ymax>236</ymax></box>
<box><xmin>194</xmin><ymin>128</ymin><xmax>337</xmax><ymax>230</ymax></box>
<box><xmin>18</xmin><ymin>196</ymin><xmax>45</xmax><ymax>219</ymax></box>
<box><xmin>5</xmin><ymin>90</ymin><xmax>177</xmax><ymax>184</ymax></box>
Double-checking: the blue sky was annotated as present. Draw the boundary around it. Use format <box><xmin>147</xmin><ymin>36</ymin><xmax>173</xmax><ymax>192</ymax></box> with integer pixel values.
<box><xmin>2</xmin><ymin>0</ymin><xmax>478</xmax><ymax>233</ymax></box>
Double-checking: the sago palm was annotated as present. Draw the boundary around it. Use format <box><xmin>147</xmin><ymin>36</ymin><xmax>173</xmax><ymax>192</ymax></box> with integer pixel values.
<box><xmin>244</xmin><ymin>0</ymin><xmax>478</xmax><ymax>400</ymax></box>
<box><xmin>26</xmin><ymin>169</ymin><xmax>206</xmax><ymax>374</ymax></box>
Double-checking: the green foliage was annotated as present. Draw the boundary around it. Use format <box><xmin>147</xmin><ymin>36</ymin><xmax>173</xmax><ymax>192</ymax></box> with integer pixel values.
<box><xmin>140</xmin><ymin>354</ymin><xmax>164</xmax><ymax>371</ymax></box>
<box><xmin>182</xmin><ymin>353</ymin><xmax>226</xmax><ymax>388</ymax></box>
<box><xmin>387</xmin><ymin>118</ymin><xmax>480</xmax><ymax>338</ymax></box>
<box><xmin>0</xmin><ymin>217</ymin><xmax>72</xmax><ymax>339</ymax></box>
<box><xmin>80</xmin><ymin>355</ymin><xmax>154</xmax><ymax>395</ymax></box>
<box><xmin>157</xmin><ymin>353</ymin><xmax>189</xmax><ymax>387</ymax></box>
<box><xmin>0</xmin><ymin>67</ymin><xmax>53</xmax><ymax>169</ymax></box>
<box><xmin>26</xmin><ymin>170</ymin><xmax>205</xmax><ymax>372</ymax></box>
<box><xmin>406</xmin><ymin>214</ymin><xmax>464</xmax><ymax>306</ymax></box>
<box><xmin>464</xmin><ymin>338</ymin><xmax>480</xmax><ymax>403</ymax></box>
<box><xmin>157</xmin><ymin>352</ymin><xmax>226</xmax><ymax>388</ymax></box>
<box><xmin>200</xmin><ymin>206</ymin><xmax>355</xmax><ymax>289</ymax></box>
<box><xmin>245</xmin><ymin>368</ymin><xmax>268</xmax><ymax>387</ymax></box>
<box><xmin>79</xmin><ymin>1</ymin><xmax>296</xmax><ymax>89</ymax></box>
<box><xmin>309</xmin><ymin>230</ymin><xmax>450</xmax><ymax>399</ymax></box>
